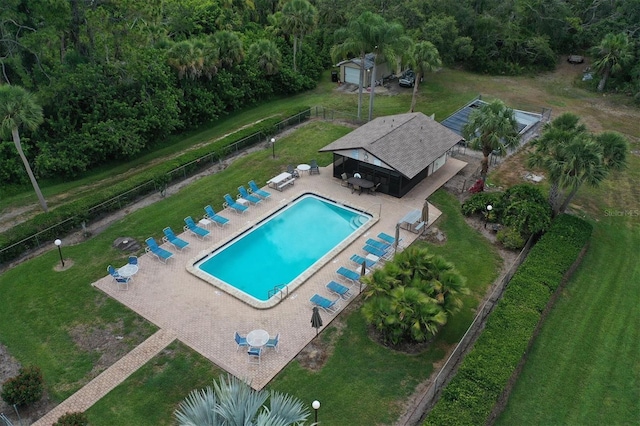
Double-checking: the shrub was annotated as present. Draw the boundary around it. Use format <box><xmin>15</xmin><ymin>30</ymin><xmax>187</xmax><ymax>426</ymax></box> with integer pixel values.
<box><xmin>497</xmin><ymin>226</ymin><xmax>525</xmax><ymax>250</ymax></box>
<box><xmin>1</xmin><ymin>365</ymin><xmax>44</xmax><ymax>406</ymax></box>
<box><xmin>53</xmin><ymin>412</ymin><xmax>89</xmax><ymax>426</ymax></box>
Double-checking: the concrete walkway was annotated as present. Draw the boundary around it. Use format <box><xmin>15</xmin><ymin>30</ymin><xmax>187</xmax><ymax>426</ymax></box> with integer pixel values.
<box><xmin>33</xmin><ymin>329</ymin><xmax>176</xmax><ymax>425</ymax></box>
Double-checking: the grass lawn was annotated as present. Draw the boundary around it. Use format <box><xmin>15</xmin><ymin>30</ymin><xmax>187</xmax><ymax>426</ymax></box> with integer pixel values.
<box><xmin>496</xmin><ymin>218</ymin><xmax>640</xmax><ymax>425</ymax></box>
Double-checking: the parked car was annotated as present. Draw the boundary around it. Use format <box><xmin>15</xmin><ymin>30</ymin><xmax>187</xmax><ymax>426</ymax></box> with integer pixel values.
<box><xmin>399</xmin><ymin>69</ymin><xmax>415</xmax><ymax>87</ymax></box>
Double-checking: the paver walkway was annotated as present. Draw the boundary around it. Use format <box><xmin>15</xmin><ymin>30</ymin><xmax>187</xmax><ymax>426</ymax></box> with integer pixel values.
<box><xmin>34</xmin><ymin>329</ymin><xmax>176</xmax><ymax>425</ymax></box>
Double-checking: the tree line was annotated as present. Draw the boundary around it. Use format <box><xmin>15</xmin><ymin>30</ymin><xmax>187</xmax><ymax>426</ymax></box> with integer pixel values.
<box><xmin>1</xmin><ymin>0</ymin><xmax>638</xmax><ymax>188</ymax></box>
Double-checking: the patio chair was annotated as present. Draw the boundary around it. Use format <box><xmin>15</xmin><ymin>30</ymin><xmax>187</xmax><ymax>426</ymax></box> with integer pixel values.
<box><xmin>204</xmin><ymin>205</ymin><xmax>229</xmax><ymax>227</ymax></box>
<box><xmin>223</xmin><ymin>194</ymin><xmax>248</xmax><ymax>214</ymax></box>
<box><xmin>369</xmin><ymin>182</ymin><xmax>381</xmax><ymax>195</ymax></box>
<box><xmin>309</xmin><ymin>159</ymin><xmax>320</xmax><ymax>175</ymax></box>
<box><xmin>248</xmin><ymin>180</ymin><xmax>271</xmax><ymax>199</ymax></box>
<box><xmin>128</xmin><ymin>255</ymin><xmax>138</xmax><ymax>265</ymax></box>
<box><xmin>184</xmin><ymin>216</ymin><xmax>211</xmax><ymax>239</ymax></box>
<box><xmin>235</xmin><ymin>332</ymin><xmax>249</xmax><ymax>351</ymax></box>
<box><xmin>341</xmin><ymin>173</ymin><xmax>350</xmax><ymax>187</ymax></box>
<box><xmin>337</xmin><ymin>266</ymin><xmax>361</xmax><ymax>284</ymax></box>
<box><xmin>265</xmin><ymin>334</ymin><xmax>280</xmax><ymax>351</ymax></box>
<box><xmin>115</xmin><ymin>276</ymin><xmax>130</xmax><ymax>291</ymax></box>
<box><xmin>326</xmin><ymin>280</ymin><xmax>352</xmax><ymax>299</ymax></box>
<box><xmin>238</xmin><ymin>186</ymin><xmax>262</xmax><ymax>205</ymax></box>
<box><xmin>145</xmin><ymin>237</ymin><xmax>174</xmax><ymax>263</ymax></box>
<box><xmin>287</xmin><ymin>164</ymin><xmax>300</xmax><ymax>178</ymax></box>
<box><xmin>350</xmin><ymin>254</ymin><xmax>376</xmax><ymax>269</ymax></box>
<box><xmin>107</xmin><ymin>265</ymin><xmax>121</xmax><ymax>281</ymax></box>
<box><xmin>247</xmin><ymin>347</ymin><xmax>262</xmax><ymax>364</ymax></box>
<box><xmin>163</xmin><ymin>227</ymin><xmax>190</xmax><ymax>251</ymax></box>
<box><xmin>310</xmin><ymin>294</ymin><xmax>340</xmax><ymax>314</ymax></box>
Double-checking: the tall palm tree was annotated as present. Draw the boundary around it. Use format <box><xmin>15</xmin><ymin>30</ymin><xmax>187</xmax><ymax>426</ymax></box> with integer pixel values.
<box><xmin>167</xmin><ymin>39</ymin><xmax>219</xmax><ymax>80</ymax></box>
<box><xmin>214</xmin><ymin>31</ymin><xmax>244</xmax><ymax>69</ymax></box>
<box><xmin>248</xmin><ymin>39</ymin><xmax>282</xmax><ymax>76</ymax></box>
<box><xmin>409</xmin><ymin>41</ymin><xmax>441</xmax><ymax>113</ymax></box>
<box><xmin>592</xmin><ymin>32</ymin><xmax>633</xmax><ymax>92</ymax></box>
<box><xmin>0</xmin><ymin>85</ymin><xmax>47</xmax><ymax>212</ymax></box>
<box><xmin>462</xmin><ymin>99</ymin><xmax>519</xmax><ymax>181</ymax></box>
<box><xmin>175</xmin><ymin>374</ymin><xmax>309</xmax><ymax>426</ymax></box>
<box><xmin>527</xmin><ymin>113</ymin><xmax>628</xmax><ymax>215</ymax></box>
<box><xmin>279</xmin><ymin>0</ymin><xmax>317</xmax><ymax>72</ymax></box>
<box><xmin>331</xmin><ymin>12</ymin><xmax>384</xmax><ymax>120</ymax></box>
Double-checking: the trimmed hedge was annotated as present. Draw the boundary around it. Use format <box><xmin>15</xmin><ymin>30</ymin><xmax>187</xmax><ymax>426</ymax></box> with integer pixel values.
<box><xmin>424</xmin><ymin>214</ymin><xmax>592</xmax><ymax>426</ymax></box>
<box><xmin>0</xmin><ymin>107</ymin><xmax>310</xmax><ymax>264</ymax></box>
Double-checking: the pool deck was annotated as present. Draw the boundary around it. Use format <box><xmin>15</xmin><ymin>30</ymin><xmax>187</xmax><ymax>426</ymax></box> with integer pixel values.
<box><xmin>91</xmin><ymin>159</ymin><xmax>466</xmax><ymax>391</ymax></box>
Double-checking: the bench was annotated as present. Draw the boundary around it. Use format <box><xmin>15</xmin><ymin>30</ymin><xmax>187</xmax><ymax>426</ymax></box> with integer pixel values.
<box><xmin>414</xmin><ymin>221</ymin><xmax>425</xmax><ymax>233</ymax></box>
<box><xmin>277</xmin><ymin>178</ymin><xmax>295</xmax><ymax>191</ymax></box>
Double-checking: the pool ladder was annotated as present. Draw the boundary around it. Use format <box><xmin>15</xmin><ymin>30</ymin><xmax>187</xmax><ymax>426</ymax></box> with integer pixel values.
<box><xmin>268</xmin><ymin>284</ymin><xmax>289</xmax><ymax>300</ymax></box>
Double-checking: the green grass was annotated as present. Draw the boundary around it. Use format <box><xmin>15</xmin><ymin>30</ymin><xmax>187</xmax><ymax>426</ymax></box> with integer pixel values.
<box><xmin>86</xmin><ymin>341</ymin><xmax>223</xmax><ymax>426</ymax></box>
<box><xmin>496</xmin><ymin>218</ymin><xmax>640</xmax><ymax>425</ymax></box>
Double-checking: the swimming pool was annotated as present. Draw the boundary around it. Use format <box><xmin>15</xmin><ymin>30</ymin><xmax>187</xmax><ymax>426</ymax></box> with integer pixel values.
<box><xmin>188</xmin><ymin>193</ymin><xmax>373</xmax><ymax>308</ymax></box>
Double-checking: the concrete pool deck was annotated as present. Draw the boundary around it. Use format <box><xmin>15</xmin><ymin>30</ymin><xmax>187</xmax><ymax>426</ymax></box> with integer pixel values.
<box><xmin>35</xmin><ymin>158</ymin><xmax>466</xmax><ymax>425</ymax></box>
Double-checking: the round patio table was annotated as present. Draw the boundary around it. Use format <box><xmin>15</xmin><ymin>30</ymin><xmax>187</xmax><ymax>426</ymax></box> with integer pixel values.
<box><xmin>246</xmin><ymin>329</ymin><xmax>269</xmax><ymax>347</ymax></box>
<box><xmin>297</xmin><ymin>164</ymin><xmax>311</xmax><ymax>175</ymax></box>
<box><xmin>118</xmin><ymin>264</ymin><xmax>139</xmax><ymax>278</ymax></box>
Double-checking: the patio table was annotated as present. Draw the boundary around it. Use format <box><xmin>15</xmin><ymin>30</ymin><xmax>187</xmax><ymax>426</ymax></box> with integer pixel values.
<box><xmin>246</xmin><ymin>329</ymin><xmax>269</xmax><ymax>348</ymax></box>
<box><xmin>347</xmin><ymin>177</ymin><xmax>374</xmax><ymax>195</ymax></box>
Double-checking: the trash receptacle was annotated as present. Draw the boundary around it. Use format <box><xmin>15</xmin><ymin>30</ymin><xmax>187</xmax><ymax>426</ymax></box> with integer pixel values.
<box><xmin>331</xmin><ymin>71</ymin><xmax>338</xmax><ymax>82</ymax></box>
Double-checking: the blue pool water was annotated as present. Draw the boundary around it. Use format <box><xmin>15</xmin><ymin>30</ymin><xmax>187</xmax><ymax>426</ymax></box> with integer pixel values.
<box><xmin>195</xmin><ymin>194</ymin><xmax>370</xmax><ymax>302</ymax></box>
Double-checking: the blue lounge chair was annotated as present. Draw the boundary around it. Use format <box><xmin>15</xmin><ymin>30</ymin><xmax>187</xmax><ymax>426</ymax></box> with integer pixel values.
<box><xmin>204</xmin><ymin>205</ymin><xmax>230</xmax><ymax>227</ymax></box>
<box><xmin>310</xmin><ymin>294</ymin><xmax>340</xmax><ymax>314</ymax></box>
<box><xmin>184</xmin><ymin>216</ymin><xmax>210</xmax><ymax>239</ymax></box>
<box><xmin>238</xmin><ymin>186</ymin><xmax>262</xmax><ymax>205</ymax></box>
<box><xmin>350</xmin><ymin>254</ymin><xmax>376</xmax><ymax>269</ymax></box>
<box><xmin>337</xmin><ymin>266</ymin><xmax>361</xmax><ymax>284</ymax></box>
<box><xmin>224</xmin><ymin>194</ymin><xmax>248</xmax><ymax>214</ymax></box>
<box><xmin>265</xmin><ymin>333</ymin><xmax>280</xmax><ymax>351</ymax></box>
<box><xmin>363</xmin><ymin>244</ymin><xmax>388</xmax><ymax>259</ymax></box>
<box><xmin>378</xmin><ymin>232</ymin><xmax>401</xmax><ymax>246</ymax></box>
<box><xmin>235</xmin><ymin>332</ymin><xmax>249</xmax><ymax>351</ymax></box>
<box><xmin>145</xmin><ymin>237</ymin><xmax>174</xmax><ymax>263</ymax></box>
<box><xmin>248</xmin><ymin>180</ymin><xmax>271</xmax><ymax>199</ymax></box>
<box><xmin>366</xmin><ymin>238</ymin><xmax>391</xmax><ymax>252</ymax></box>
<box><xmin>326</xmin><ymin>281</ymin><xmax>352</xmax><ymax>299</ymax></box>
<box><xmin>163</xmin><ymin>227</ymin><xmax>190</xmax><ymax>250</ymax></box>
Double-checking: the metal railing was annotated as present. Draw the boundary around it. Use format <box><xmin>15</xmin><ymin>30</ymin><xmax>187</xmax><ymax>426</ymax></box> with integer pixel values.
<box><xmin>268</xmin><ymin>284</ymin><xmax>289</xmax><ymax>300</ymax></box>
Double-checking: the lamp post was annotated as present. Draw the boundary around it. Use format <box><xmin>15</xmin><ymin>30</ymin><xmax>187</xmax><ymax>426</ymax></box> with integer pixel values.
<box><xmin>271</xmin><ymin>137</ymin><xmax>276</xmax><ymax>159</ymax></box>
<box><xmin>54</xmin><ymin>239</ymin><xmax>65</xmax><ymax>267</ymax></box>
<box><xmin>484</xmin><ymin>204</ymin><xmax>492</xmax><ymax>229</ymax></box>
<box><xmin>312</xmin><ymin>400</ymin><xmax>320</xmax><ymax>424</ymax></box>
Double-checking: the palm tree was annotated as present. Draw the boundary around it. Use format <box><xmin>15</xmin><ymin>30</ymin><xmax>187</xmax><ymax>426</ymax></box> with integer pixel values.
<box><xmin>175</xmin><ymin>374</ymin><xmax>310</xmax><ymax>426</ymax></box>
<box><xmin>167</xmin><ymin>39</ymin><xmax>218</xmax><ymax>80</ymax></box>
<box><xmin>331</xmin><ymin>12</ymin><xmax>384</xmax><ymax>120</ymax></box>
<box><xmin>279</xmin><ymin>0</ymin><xmax>317</xmax><ymax>72</ymax></box>
<box><xmin>592</xmin><ymin>32</ymin><xmax>633</xmax><ymax>92</ymax></box>
<box><xmin>0</xmin><ymin>85</ymin><xmax>47</xmax><ymax>212</ymax></box>
<box><xmin>409</xmin><ymin>41</ymin><xmax>441</xmax><ymax>113</ymax></box>
<box><xmin>214</xmin><ymin>31</ymin><xmax>244</xmax><ymax>69</ymax></box>
<box><xmin>527</xmin><ymin>113</ymin><xmax>628</xmax><ymax>215</ymax></box>
<box><xmin>248</xmin><ymin>39</ymin><xmax>282</xmax><ymax>76</ymax></box>
<box><xmin>462</xmin><ymin>99</ymin><xmax>519</xmax><ymax>181</ymax></box>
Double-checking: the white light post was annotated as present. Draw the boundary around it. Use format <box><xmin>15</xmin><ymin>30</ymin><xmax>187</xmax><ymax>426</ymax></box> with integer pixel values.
<box><xmin>485</xmin><ymin>204</ymin><xmax>493</xmax><ymax>229</ymax></box>
<box><xmin>54</xmin><ymin>239</ymin><xmax>65</xmax><ymax>267</ymax></box>
<box><xmin>271</xmin><ymin>137</ymin><xmax>276</xmax><ymax>159</ymax></box>
<box><xmin>312</xmin><ymin>400</ymin><xmax>320</xmax><ymax>424</ymax></box>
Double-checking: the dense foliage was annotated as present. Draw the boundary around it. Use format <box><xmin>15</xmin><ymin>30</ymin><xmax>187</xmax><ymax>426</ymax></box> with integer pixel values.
<box><xmin>424</xmin><ymin>214</ymin><xmax>593</xmax><ymax>426</ymax></box>
<box><xmin>1</xmin><ymin>365</ymin><xmax>44</xmax><ymax>406</ymax></box>
<box><xmin>1</xmin><ymin>0</ymin><xmax>638</xmax><ymax>184</ymax></box>
<box><xmin>361</xmin><ymin>246</ymin><xmax>469</xmax><ymax>345</ymax></box>
<box><xmin>53</xmin><ymin>412</ymin><xmax>89</xmax><ymax>426</ymax></box>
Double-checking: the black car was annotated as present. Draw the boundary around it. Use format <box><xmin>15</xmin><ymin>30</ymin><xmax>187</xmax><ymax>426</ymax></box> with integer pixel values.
<box><xmin>399</xmin><ymin>69</ymin><xmax>416</xmax><ymax>87</ymax></box>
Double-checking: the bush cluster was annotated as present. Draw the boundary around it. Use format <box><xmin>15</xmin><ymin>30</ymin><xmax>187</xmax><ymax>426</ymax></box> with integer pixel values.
<box><xmin>53</xmin><ymin>412</ymin><xmax>89</xmax><ymax>426</ymax></box>
<box><xmin>424</xmin><ymin>214</ymin><xmax>592</xmax><ymax>425</ymax></box>
<box><xmin>1</xmin><ymin>365</ymin><xmax>44</xmax><ymax>407</ymax></box>
<box><xmin>0</xmin><ymin>107</ymin><xmax>310</xmax><ymax>264</ymax></box>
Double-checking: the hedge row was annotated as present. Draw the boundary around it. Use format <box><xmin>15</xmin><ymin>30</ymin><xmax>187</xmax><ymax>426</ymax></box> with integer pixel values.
<box><xmin>0</xmin><ymin>106</ymin><xmax>311</xmax><ymax>264</ymax></box>
<box><xmin>424</xmin><ymin>214</ymin><xmax>592</xmax><ymax>426</ymax></box>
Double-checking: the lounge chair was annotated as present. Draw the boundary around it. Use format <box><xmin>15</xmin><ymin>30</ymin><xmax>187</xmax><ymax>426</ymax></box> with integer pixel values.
<box><xmin>350</xmin><ymin>254</ymin><xmax>376</xmax><ymax>269</ymax></box>
<box><xmin>366</xmin><ymin>238</ymin><xmax>391</xmax><ymax>252</ymax></box>
<box><xmin>203</xmin><ymin>205</ymin><xmax>229</xmax><ymax>227</ymax></box>
<box><xmin>287</xmin><ymin>164</ymin><xmax>300</xmax><ymax>178</ymax></box>
<box><xmin>309</xmin><ymin>159</ymin><xmax>320</xmax><ymax>175</ymax></box>
<box><xmin>163</xmin><ymin>227</ymin><xmax>190</xmax><ymax>250</ymax></box>
<box><xmin>326</xmin><ymin>280</ymin><xmax>352</xmax><ymax>299</ymax></box>
<box><xmin>378</xmin><ymin>232</ymin><xmax>401</xmax><ymax>246</ymax></box>
<box><xmin>145</xmin><ymin>237</ymin><xmax>174</xmax><ymax>263</ymax></box>
<box><xmin>337</xmin><ymin>266</ymin><xmax>361</xmax><ymax>284</ymax></box>
<box><xmin>310</xmin><ymin>294</ymin><xmax>340</xmax><ymax>314</ymax></box>
<box><xmin>265</xmin><ymin>334</ymin><xmax>280</xmax><ymax>351</ymax></box>
<box><xmin>248</xmin><ymin>180</ymin><xmax>271</xmax><ymax>199</ymax></box>
<box><xmin>235</xmin><ymin>332</ymin><xmax>249</xmax><ymax>351</ymax></box>
<box><xmin>184</xmin><ymin>216</ymin><xmax>211</xmax><ymax>239</ymax></box>
<box><xmin>247</xmin><ymin>347</ymin><xmax>262</xmax><ymax>364</ymax></box>
<box><xmin>223</xmin><ymin>194</ymin><xmax>248</xmax><ymax>214</ymax></box>
<box><xmin>363</xmin><ymin>244</ymin><xmax>391</xmax><ymax>260</ymax></box>
<box><xmin>238</xmin><ymin>186</ymin><xmax>262</xmax><ymax>205</ymax></box>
